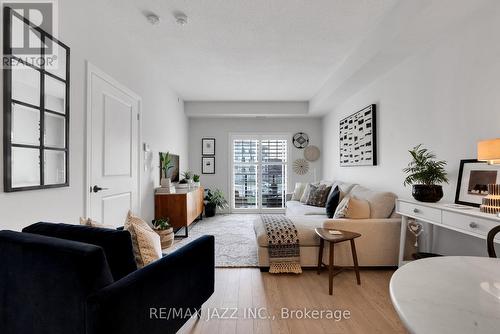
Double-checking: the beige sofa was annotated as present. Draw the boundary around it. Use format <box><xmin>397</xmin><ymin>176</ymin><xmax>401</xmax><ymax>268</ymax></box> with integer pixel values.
<box><xmin>253</xmin><ymin>180</ymin><xmax>402</xmax><ymax>268</ymax></box>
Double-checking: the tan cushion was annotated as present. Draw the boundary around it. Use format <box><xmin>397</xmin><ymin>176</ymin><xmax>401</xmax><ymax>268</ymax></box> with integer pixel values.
<box><xmin>349</xmin><ymin>185</ymin><xmax>396</xmax><ymax>218</ymax></box>
<box><xmin>124</xmin><ymin>211</ymin><xmax>162</xmax><ymax>268</ymax></box>
<box><xmin>334</xmin><ymin>197</ymin><xmax>370</xmax><ymax>219</ymax></box>
<box><xmin>291</xmin><ymin>182</ymin><xmax>307</xmax><ymax>201</ymax></box>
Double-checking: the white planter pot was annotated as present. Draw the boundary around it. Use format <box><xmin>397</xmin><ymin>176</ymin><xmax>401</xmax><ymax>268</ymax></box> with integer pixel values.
<box><xmin>160</xmin><ymin>177</ymin><xmax>171</xmax><ymax>188</ymax></box>
<box><xmin>194</xmin><ymin>181</ymin><xmax>201</xmax><ymax>188</ymax></box>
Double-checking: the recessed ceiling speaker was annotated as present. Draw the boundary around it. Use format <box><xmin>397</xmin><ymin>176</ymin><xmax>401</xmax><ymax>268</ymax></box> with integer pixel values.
<box><xmin>146</xmin><ymin>13</ymin><xmax>160</xmax><ymax>25</ymax></box>
<box><xmin>174</xmin><ymin>12</ymin><xmax>188</xmax><ymax>25</ymax></box>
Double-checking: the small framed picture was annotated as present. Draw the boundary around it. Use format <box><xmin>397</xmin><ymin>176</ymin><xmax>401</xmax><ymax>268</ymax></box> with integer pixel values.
<box><xmin>202</xmin><ymin>138</ymin><xmax>216</xmax><ymax>155</ymax></box>
<box><xmin>202</xmin><ymin>157</ymin><xmax>215</xmax><ymax>174</ymax></box>
<box><xmin>455</xmin><ymin>159</ymin><xmax>500</xmax><ymax>207</ymax></box>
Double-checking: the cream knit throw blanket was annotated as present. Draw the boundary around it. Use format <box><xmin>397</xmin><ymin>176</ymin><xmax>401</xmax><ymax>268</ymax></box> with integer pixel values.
<box><xmin>261</xmin><ymin>215</ymin><xmax>302</xmax><ymax>274</ymax></box>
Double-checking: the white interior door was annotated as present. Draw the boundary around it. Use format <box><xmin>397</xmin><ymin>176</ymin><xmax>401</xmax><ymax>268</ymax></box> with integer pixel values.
<box><xmin>87</xmin><ymin>64</ymin><xmax>141</xmax><ymax>226</ymax></box>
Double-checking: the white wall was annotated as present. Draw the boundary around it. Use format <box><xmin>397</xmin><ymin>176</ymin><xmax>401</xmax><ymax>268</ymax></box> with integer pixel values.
<box><xmin>189</xmin><ymin>116</ymin><xmax>323</xmax><ymax>212</ymax></box>
<box><xmin>322</xmin><ymin>5</ymin><xmax>500</xmax><ymax>256</ymax></box>
<box><xmin>0</xmin><ymin>0</ymin><xmax>188</xmax><ymax>230</ymax></box>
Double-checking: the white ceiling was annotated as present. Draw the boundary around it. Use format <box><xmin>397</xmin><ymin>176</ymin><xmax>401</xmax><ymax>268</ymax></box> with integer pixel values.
<box><xmin>104</xmin><ymin>0</ymin><xmax>399</xmax><ymax>101</ymax></box>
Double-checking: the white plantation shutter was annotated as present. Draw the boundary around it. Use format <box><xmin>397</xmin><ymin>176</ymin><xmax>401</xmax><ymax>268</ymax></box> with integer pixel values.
<box><xmin>231</xmin><ymin>135</ymin><xmax>288</xmax><ymax>211</ymax></box>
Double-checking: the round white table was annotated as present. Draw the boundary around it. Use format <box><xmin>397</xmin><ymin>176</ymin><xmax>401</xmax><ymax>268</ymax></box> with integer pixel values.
<box><xmin>390</xmin><ymin>256</ymin><xmax>500</xmax><ymax>334</ymax></box>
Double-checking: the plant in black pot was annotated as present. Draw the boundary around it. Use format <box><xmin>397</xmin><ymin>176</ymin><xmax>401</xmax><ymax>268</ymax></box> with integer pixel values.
<box><xmin>403</xmin><ymin>144</ymin><xmax>449</xmax><ymax>202</ymax></box>
<box><xmin>204</xmin><ymin>188</ymin><xmax>228</xmax><ymax>217</ymax></box>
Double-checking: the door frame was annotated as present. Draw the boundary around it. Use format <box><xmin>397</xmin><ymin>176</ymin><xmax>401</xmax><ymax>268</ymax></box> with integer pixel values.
<box><xmin>85</xmin><ymin>62</ymin><xmax>142</xmax><ymax>218</ymax></box>
<box><xmin>228</xmin><ymin>132</ymin><xmax>290</xmax><ymax>214</ymax></box>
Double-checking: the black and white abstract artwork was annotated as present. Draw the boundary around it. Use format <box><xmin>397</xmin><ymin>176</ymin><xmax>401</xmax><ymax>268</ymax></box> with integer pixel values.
<box><xmin>339</xmin><ymin>104</ymin><xmax>377</xmax><ymax>167</ymax></box>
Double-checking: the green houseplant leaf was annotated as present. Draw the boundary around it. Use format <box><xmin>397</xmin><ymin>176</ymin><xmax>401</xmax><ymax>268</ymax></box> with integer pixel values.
<box><xmin>403</xmin><ymin>144</ymin><xmax>449</xmax><ymax>186</ymax></box>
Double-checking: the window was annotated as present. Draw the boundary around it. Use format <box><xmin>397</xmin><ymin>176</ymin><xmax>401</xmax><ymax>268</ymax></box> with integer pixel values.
<box><xmin>231</xmin><ymin>134</ymin><xmax>288</xmax><ymax>212</ymax></box>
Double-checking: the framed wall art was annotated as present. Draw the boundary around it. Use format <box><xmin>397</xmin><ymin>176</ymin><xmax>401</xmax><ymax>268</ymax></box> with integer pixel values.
<box><xmin>339</xmin><ymin>104</ymin><xmax>377</xmax><ymax>167</ymax></box>
<box><xmin>202</xmin><ymin>156</ymin><xmax>215</xmax><ymax>174</ymax></box>
<box><xmin>455</xmin><ymin>159</ymin><xmax>500</xmax><ymax>207</ymax></box>
<box><xmin>202</xmin><ymin>138</ymin><xmax>215</xmax><ymax>155</ymax></box>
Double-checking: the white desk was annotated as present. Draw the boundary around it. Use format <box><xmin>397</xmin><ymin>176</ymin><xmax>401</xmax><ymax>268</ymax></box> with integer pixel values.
<box><xmin>396</xmin><ymin>199</ymin><xmax>500</xmax><ymax>267</ymax></box>
<box><xmin>390</xmin><ymin>256</ymin><xmax>500</xmax><ymax>334</ymax></box>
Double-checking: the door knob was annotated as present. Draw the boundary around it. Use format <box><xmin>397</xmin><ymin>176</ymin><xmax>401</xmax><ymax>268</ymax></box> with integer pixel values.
<box><xmin>92</xmin><ymin>185</ymin><xmax>109</xmax><ymax>193</ymax></box>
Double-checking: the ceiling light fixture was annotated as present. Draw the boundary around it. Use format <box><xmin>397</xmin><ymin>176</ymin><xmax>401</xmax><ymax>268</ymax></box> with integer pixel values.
<box><xmin>174</xmin><ymin>12</ymin><xmax>188</xmax><ymax>26</ymax></box>
<box><xmin>146</xmin><ymin>13</ymin><xmax>160</xmax><ymax>25</ymax></box>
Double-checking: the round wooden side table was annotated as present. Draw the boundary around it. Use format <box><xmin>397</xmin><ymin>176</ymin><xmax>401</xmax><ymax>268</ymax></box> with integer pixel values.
<box><xmin>315</xmin><ymin>228</ymin><xmax>361</xmax><ymax>295</ymax></box>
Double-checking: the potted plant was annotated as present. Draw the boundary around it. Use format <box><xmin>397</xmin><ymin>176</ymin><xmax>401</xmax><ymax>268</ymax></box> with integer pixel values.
<box><xmin>403</xmin><ymin>144</ymin><xmax>449</xmax><ymax>202</ymax></box>
<box><xmin>159</xmin><ymin>152</ymin><xmax>174</xmax><ymax>188</ymax></box>
<box><xmin>177</xmin><ymin>171</ymin><xmax>193</xmax><ymax>189</ymax></box>
<box><xmin>193</xmin><ymin>174</ymin><xmax>200</xmax><ymax>187</ymax></box>
<box><xmin>204</xmin><ymin>188</ymin><xmax>228</xmax><ymax>217</ymax></box>
<box><xmin>152</xmin><ymin>218</ymin><xmax>174</xmax><ymax>249</ymax></box>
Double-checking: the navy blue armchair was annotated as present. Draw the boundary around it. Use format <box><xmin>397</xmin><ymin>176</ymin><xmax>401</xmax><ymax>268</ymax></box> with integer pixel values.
<box><xmin>0</xmin><ymin>223</ymin><xmax>215</xmax><ymax>334</ymax></box>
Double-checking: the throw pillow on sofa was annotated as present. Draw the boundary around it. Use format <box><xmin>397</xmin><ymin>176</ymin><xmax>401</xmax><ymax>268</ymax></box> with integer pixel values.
<box><xmin>334</xmin><ymin>196</ymin><xmax>371</xmax><ymax>219</ymax></box>
<box><xmin>306</xmin><ymin>184</ymin><xmax>332</xmax><ymax>207</ymax></box>
<box><xmin>300</xmin><ymin>183</ymin><xmax>313</xmax><ymax>203</ymax></box>
<box><xmin>124</xmin><ymin>211</ymin><xmax>162</xmax><ymax>268</ymax></box>
<box><xmin>325</xmin><ymin>186</ymin><xmax>341</xmax><ymax>218</ymax></box>
<box><xmin>291</xmin><ymin>182</ymin><xmax>307</xmax><ymax>201</ymax></box>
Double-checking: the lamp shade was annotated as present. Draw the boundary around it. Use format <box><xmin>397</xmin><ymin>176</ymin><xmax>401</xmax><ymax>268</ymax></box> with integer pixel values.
<box><xmin>478</xmin><ymin>138</ymin><xmax>500</xmax><ymax>164</ymax></box>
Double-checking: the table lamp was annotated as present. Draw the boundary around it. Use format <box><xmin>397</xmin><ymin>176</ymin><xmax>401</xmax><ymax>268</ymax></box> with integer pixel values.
<box><xmin>477</xmin><ymin>138</ymin><xmax>500</xmax><ymax>217</ymax></box>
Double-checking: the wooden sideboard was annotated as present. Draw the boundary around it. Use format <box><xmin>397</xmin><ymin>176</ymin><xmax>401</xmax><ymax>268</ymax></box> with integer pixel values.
<box><xmin>396</xmin><ymin>198</ymin><xmax>500</xmax><ymax>267</ymax></box>
<box><xmin>155</xmin><ymin>187</ymin><xmax>204</xmax><ymax>237</ymax></box>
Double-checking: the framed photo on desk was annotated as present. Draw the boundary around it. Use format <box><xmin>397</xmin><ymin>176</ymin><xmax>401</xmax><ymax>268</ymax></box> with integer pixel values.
<box><xmin>455</xmin><ymin>159</ymin><xmax>500</xmax><ymax>207</ymax></box>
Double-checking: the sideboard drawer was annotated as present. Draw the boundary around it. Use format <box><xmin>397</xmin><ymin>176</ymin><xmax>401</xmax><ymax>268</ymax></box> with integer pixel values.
<box><xmin>442</xmin><ymin>211</ymin><xmax>498</xmax><ymax>237</ymax></box>
<box><xmin>398</xmin><ymin>202</ymin><xmax>441</xmax><ymax>223</ymax></box>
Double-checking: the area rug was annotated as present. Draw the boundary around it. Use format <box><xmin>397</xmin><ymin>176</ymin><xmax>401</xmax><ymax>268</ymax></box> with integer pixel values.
<box><xmin>164</xmin><ymin>214</ymin><xmax>259</xmax><ymax>267</ymax></box>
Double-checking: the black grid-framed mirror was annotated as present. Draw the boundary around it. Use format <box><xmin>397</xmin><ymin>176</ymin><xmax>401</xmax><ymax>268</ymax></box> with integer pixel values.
<box><xmin>3</xmin><ymin>6</ymin><xmax>70</xmax><ymax>192</ymax></box>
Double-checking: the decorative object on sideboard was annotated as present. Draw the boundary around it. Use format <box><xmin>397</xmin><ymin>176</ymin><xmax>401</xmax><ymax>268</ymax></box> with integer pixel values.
<box><xmin>403</xmin><ymin>144</ymin><xmax>448</xmax><ymax>203</ymax></box>
<box><xmin>202</xmin><ymin>157</ymin><xmax>215</xmax><ymax>174</ymax></box>
<box><xmin>455</xmin><ymin>159</ymin><xmax>500</xmax><ymax>207</ymax></box>
<box><xmin>293</xmin><ymin>159</ymin><xmax>309</xmax><ymax>175</ymax></box>
<box><xmin>193</xmin><ymin>174</ymin><xmax>201</xmax><ymax>187</ymax></box>
<box><xmin>152</xmin><ymin>218</ymin><xmax>174</xmax><ymax>249</ymax></box>
<box><xmin>304</xmin><ymin>145</ymin><xmax>320</xmax><ymax>162</ymax></box>
<box><xmin>159</xmin><ymin>152</ymin><xmax>174</xmax><ymax>188</ymax></box>
<box><xmin>159</xmin><ymin>152</ymin><xmax>179</xmax><ymax>183</ymax></box>
<box><xmin>204</xmin><ymin>188</ymin><xmax>228</xmax><ymax>217</ymax></box>
<box><xmin>3</xmin><ymin>7</ymin><xmax>71</xmax><ymax>192</ymax></box>
<box><xmin>292</xmin><ymin>132</ymin><xmax>309</xmax><ymax>149</ymax></box>
<box><xmin>339</xmin><ymin>104</ymin><xmax>377</xmax><ymax>167</ymax></box>
<box><xmin>177</xmin><ymin>171</ymin><xmax>193</xmax><ymax>189</ymax></box>
<box><xmin>477</xmin><ymin>138</ymin><xmax>500</xmax><ymax>216</ymax></box>
<box><xmin>480</xmin><ymin>184</ymin><xmax>500</xmax><ymax>214</ymax></box>
<box><xmin>202</xmin><ymin>138</ymin><xmax>216</xmax><ymax>155</ymax></box>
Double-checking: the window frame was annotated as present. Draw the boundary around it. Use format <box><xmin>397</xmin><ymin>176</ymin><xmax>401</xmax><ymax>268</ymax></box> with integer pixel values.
<box><xmin>3</xmin><ymin>6</ymin><xmax>70</xmax><ymax>192</ymax></box>
<box><xmin>229</xmin><ymin>133</ymin><xmax>290</xmax><ymax>213</ymax></box>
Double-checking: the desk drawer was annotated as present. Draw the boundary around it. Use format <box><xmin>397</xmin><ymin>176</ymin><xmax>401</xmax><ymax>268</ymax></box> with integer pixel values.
<box><xmin>442</xmin><ymin>211</ymin><xmax>498</xmax><ymax>237</ymax></box>
<box><xmin>398</xmin><ymin>202</ymin><xmax>441</xmax><ymax>223</ymax></box>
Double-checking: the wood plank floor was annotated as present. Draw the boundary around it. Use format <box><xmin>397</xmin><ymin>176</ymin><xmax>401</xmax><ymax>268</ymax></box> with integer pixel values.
<box><xmin>179</xmin><ymin>268</ymin><xmax>406</xmax><ymax>334</ymax></box>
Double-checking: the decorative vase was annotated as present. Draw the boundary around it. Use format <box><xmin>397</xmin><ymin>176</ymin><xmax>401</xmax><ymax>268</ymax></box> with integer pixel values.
<box><xmin>480</xmin><ymin>184</ymin><xmax>500</xmax><ymax>214</ymax></box>
<box><xmin>160</xmin><ymin>177</ymin><xmax>171</xmax><ymax>188</ymax></box>
<box><xmin>155</xmin><ymin>227</ymin><xmax>174</xmax><ymax>249</ymax></box>
<box><xmin>205</xmin><ymin>203</ymin><xmax>216</xmax><ymax>217</ymax></box>
<box><xmin>412</xmin><ymin>185</ymin><xmax>443</xmax><ymax>203</ymax></box>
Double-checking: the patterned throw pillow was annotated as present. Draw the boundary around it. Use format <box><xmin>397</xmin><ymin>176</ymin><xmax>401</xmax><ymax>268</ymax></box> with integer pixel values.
<box><xmin>124</xmin><ymin>211</ymin><xmax>162</xmax><ymax>268</ymax></box>
<box><xmin>306</xmin><ymin>184</ymin><xmax>332</xmax><ymax>207</ymax></box>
